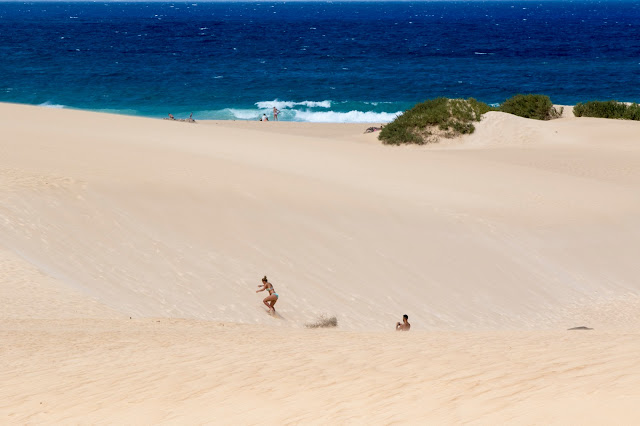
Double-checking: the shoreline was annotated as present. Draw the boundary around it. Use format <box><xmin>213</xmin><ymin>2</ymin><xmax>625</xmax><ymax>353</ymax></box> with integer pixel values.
<box><xmin>0</xmin><ymin>100</ymin><xmax>594</xmax><ymax>124</ymax></box>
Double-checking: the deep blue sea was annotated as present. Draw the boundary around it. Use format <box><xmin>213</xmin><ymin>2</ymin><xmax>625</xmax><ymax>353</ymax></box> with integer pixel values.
<box><xmin>1</xmin><ymin>1</ymin><xmax>639</xmax><ymax>122</ymax></box>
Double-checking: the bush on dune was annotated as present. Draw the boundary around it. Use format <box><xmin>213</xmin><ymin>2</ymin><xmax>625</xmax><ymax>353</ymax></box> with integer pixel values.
<box><xmin>378</xmin><ymin>97</ymin><xmax>492</xmax><ymax>145</ymax></box>
<box><xmin>573</xmin><ymin>100</ymin><xmax>640</xmax><ymax>120</ymax></box>
<box><xmin>498</xmin><ymin>94</ymin><xmax>563</xmax><ymax>120</ymax></box>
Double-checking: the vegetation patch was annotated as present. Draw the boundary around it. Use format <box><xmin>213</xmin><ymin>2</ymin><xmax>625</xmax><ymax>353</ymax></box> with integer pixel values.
<box><xmin>305</xmin><ymin>314</ymin><xmax>338</xmax><ymax>329</ymax></box>
<box><xmin>378</xmin><ymin>97</ymin><xmax>491</xmax><ymax>145</ymax></box>
<box><xmin>573</xmin><ymin>100</ymin><xmax>640</xmax><ymax>120</ymax></box>
<box><xmin>499</xmin><ymin>94</ymin><xmax>563</xmax><ymax>120</ymax></box>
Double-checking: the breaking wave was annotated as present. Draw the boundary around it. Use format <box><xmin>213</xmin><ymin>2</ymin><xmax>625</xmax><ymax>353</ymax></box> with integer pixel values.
<box><xmin>255</xmin><ymin>99</ymin><xmax>332</xmax><ymax>110</ymax></box>
<box><xmin>196</xmin><ymin>106</ymin><xmax>401</xmax><ymax>123</ymax></box>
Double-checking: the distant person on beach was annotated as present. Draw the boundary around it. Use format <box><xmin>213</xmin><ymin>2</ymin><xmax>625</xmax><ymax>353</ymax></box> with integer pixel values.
<box><xmin>396</xmin><ymin>314</ymin><xmax>410</xmax><ymax>331</ymax></box>
<box><xmin>168</xmin><ymin>113</ymin><xmax>175</xmax><ymax>120</ymax></box>
<box><xmin>256</xmin><ymin>275</ymin><xmax>278</xmax><ymax>313</ymax></box>
<box><xmin>261</xmin><ymin>114</ymin><xmax>269</xmax><ymax>121</ymax></box>
<box><xmin>273</xmin><ymin>106</ymin><xmax>280</xmax><ymax>121</ymax></box>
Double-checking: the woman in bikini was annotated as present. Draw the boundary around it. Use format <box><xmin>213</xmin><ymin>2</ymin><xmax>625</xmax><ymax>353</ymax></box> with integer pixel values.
<box><xmin>256</xmin><ymin>275</ymin><xmax>279</xmax><ymax>313</ymax></box>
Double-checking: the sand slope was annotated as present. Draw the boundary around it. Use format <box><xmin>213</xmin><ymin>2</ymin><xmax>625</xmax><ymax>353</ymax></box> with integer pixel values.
<box><xmin>2</xmin><ymin>103</ymin><xmax>640</xmax><ymax>423</ymax></box>
<box><xmin>2</xmin><ymin>319</ymin><xmax>640</xmax><ymax>424</ymax></box>
<box><xmin>2</xmin><ymin>103</ymin><xmax>640</xmax><ymax>329</ymax></box>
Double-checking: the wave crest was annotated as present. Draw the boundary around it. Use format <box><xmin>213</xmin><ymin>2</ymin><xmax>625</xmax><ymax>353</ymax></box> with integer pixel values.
<box><xmin>292</xmin><ymin>110</ymin><xmax>400</xmax><ymax>123</ymax></box>
<box><xmin>195</xmin><ymin>107</ymin><xmax>400</xmax><ymax>123</ymax></box>
<box><xmin>39</xmin><ymin>101</ymin><xmax>65</xmax><ymax>109</ymax></box>
<box><xmin>255</xmin><ymin>99</ymin><xmax>332</xmax><ymax>109</ymax></box>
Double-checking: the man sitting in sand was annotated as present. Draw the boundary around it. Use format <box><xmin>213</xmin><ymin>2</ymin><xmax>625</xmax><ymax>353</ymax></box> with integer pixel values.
<box><xmin>396</xmin><ymin>314</ymin><xmax>410</xmax><ymax>331</ymax></box>
<box><xmin>261</xmin><ymin>113</ymin><xmax>269</xmax><ymax>121</ymax></box>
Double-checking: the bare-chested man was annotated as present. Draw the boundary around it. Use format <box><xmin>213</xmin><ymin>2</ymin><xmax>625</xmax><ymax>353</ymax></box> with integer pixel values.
<box><xmin>396</xmin><ymin>314</ymin><xmax>410</xmax><ymax>331</ymax></box>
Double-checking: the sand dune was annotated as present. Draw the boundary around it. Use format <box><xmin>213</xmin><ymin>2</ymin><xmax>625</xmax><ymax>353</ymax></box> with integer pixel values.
<box><xmin>2</xmin><ymin>102</ymin><xmax>640</xmax><ymax>422</ymax></box>
<box><xmin>2</xmin><ymin>103</ymin><xmax>640</xmax><ymax>329</ymax></box>
<box><xmin>2</xmin><ymin>319</ymin><xmax>640</xmax><ymax>424</ymax></box>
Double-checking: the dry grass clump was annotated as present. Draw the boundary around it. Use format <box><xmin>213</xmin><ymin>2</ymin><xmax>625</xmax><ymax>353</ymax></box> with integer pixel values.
<box><xmin>305</xmin><ymin>314</ymin><xmax>338</xmax><ymax>329</ymax></box>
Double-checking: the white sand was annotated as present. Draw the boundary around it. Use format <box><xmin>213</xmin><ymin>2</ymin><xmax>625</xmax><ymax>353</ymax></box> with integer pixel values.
<box><xmin>2</xmin><ymin>102</ymin><xmax>640</xmax><ymax>423</ymax></box>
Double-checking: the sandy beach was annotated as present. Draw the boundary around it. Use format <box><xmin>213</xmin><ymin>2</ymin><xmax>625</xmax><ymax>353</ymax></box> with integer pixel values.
<box><xmin>2</xmin><ymin>102</ymin><xmax>640</xmax><ymax>423</ymax></box>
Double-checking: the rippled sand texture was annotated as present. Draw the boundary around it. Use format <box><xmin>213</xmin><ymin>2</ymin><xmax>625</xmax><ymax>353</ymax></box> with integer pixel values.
<box><xmin>2</xmin><ymin>103</ymin><xmax>640</xmax><ymax>423</ymax></box>
<box><xmin>2</xmin><ymin>319</ymin><xmax>640</xmax><ymax>424</ymax></box>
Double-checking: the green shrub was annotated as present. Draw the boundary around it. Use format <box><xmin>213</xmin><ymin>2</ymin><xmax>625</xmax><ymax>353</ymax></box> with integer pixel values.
<box><xmin>499</xmin><ymin>94</ymin><xmax>563</xmax><ymax>120</ymax></box>
<box><xmin>573</xmin><ymin>101</ymin><xmax>640</xmax><ymax>120</ymax></box>
<box><xmin>378</xmin><ymin>97</ymin><xmax>492</xmax><ymax>145</ymax></box>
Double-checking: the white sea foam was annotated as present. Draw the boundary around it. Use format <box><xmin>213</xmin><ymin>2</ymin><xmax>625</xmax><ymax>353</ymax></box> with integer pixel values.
<box><xmin>255</xmin><ymin>100</ymin><xmax>332</xmax><ymax>109</ymax></box>
<box><xmin>39</xmin><ymin>101</ymin><xmax>65</xmax><ymax>109</ymax></box>
<box><xmin>293</xmin><ymin>110</ymin><xmax>401</xmax><ymax>123</ymax></box>
<box><xmin>226</xmin><ymin>109</ymin><xmax>265</xmax><ymax>120</ymax></box>
<box><xmin>206</xmin><ymin>108</ymin><xmax>401</xmax><ymax>123</ymax></box>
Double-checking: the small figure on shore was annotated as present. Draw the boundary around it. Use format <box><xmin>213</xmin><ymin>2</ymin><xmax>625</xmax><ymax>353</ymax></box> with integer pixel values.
<box><xmin>273</xmin><ymin>106</ymin><xmax>280</xmax><ymax>121</ymax></box>
<box><xmin>189</xmin><ymin>112</ymin><xmax>193</xmax><ymax>119</ymax></box>
<box><xmin>396</xmin><ymin>314</ymin><xmax>410</xmax><ymax>331</ymax></box>
<box><xmin>256</xmin><ymin>275</ymin><xmax>278</xmax><ymax>313</ymax></box>
<box><xmin>168</xmin><ymin>113</ymin><xmax>175</xmax><ymax>120</ymax></box>
<box><xmin>261</xmin><ymin>113</ymin><xmax>269</xmax><ymax>121</ymax></box>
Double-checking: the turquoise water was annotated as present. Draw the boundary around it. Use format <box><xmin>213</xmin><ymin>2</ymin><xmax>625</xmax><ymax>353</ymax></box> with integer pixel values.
<box><xmin>1</xmin><ymin>1</ymin><xmax>639</xmax><ymax>122</ymax></box>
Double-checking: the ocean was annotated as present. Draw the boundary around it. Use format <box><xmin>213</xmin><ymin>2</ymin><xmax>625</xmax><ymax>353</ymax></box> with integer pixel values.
<box><xmin>0</xmin><ymin>1</ymin><xmax>639</xmax><ymax>122</ymax></box>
